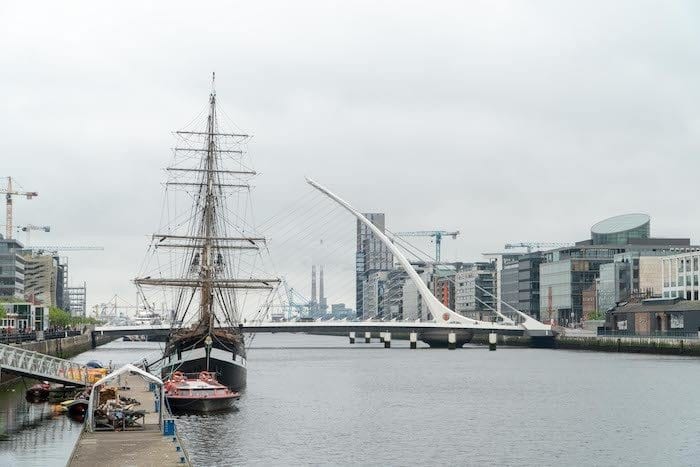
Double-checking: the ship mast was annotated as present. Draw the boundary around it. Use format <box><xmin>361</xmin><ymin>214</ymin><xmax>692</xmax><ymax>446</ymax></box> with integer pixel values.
<box><xmin>134</xmin><ymin>75</ymin><xmax>280</xmax><ymax>330</ymax></box>
<box><xmin>200</xmin><ymin>74</ymin><xmax>218</xmax><ymax>333</ymax></box>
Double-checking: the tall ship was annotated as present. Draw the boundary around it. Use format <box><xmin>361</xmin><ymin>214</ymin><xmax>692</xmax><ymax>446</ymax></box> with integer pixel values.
<box><xmin>135</xmin><ymin>76</ymin><xmax>279</xmax><ymax>391</ymax></box>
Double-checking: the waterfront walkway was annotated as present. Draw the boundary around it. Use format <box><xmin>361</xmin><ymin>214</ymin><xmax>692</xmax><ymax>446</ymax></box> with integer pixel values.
<box><xmin>69</xmin><ymin>378</ymin><xmax>188</xmax><ymax>466</ymax></box>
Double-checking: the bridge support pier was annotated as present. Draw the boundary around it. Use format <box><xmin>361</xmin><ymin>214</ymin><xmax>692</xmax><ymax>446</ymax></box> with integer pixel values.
<box><xmin>409</xmin><ymin>332</ymin><xmax>417</xmax><ymax>349</ymax></box>
<box><xmin>364</xmin><ymin>332</ymin><xmax>371</xmax><ymax>344</ymax></box>
<box><xmin>384</xmin><ymin>332</ymin><xmax>391</xmax><ymax>348</ymax></box>
<box><xmin>489</xmin><ymin>332</ymin><xmax>497</xmax><ymax>351</ymax></box>
<box><xmin>349</xmin><ymin>332</ymin><xmax>355</xmax><ymax>344</ymax></box>
<box><xmin>448</xmin><ymin>332</ymin><xmax>456</xmax><ymax>350</ymax></box>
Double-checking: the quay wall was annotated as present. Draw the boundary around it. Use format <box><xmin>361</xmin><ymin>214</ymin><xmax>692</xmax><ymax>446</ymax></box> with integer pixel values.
<box><xmin>470</xmin><ymin>334</ymin><xmax>530</xmax><ymax>347</ymax></box>
<box><xmin>17</xmin><ymin>333</ymin><xmax>113</xmax><ymax>359</ymax></box>
<box><xmin>471</xmin><ymin>333</ymin><xmax>700</xmax><ymax>356</ymax></box>
<box><xmin>555</xmin><ymin>335</ymin><xmax>700</xmax><ymax>356</ymax></box>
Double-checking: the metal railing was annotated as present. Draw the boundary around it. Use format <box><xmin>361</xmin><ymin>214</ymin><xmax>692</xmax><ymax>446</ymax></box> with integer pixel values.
<box><xmin>597</xmin><ymin>330</ymin><xmax>700</xmax><ymax>339</ymax></box>
<box><xmin>0</xmin><ymin>330</ymin><xmax>81</xmax><ymax>344</ymax></box>
<box><xmin>0</xmin><ymin>342</ymin><xmax>88</xmax><ymax>385</ymax></box>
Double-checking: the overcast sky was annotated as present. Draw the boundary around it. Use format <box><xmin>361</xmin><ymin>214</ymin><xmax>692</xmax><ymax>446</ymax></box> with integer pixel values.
<box><xmin>2</xmin><ymin>1</ymin><xmax>700</xmax><ymax>313</ymax></box>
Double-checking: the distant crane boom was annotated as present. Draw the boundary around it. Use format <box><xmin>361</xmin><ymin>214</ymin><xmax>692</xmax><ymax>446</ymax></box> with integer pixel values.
<box><xmin>0</xmin><ymin>177</ymin><xmax>38</xmax><ymax>240</ymax></box>
<box><xmin>394</xmin><ymin>230</ymin><xmax>460</xmax><ymax>262</ymax></box>
<box><xmin>504</xmin><ymin>242</ymin><xmax>574</xmax><ymax>254</ymax></box>
<box><xmin>28</xmin><ymin>245</ymin><xmax>104</xmax><ymax>255</ymax></box>
<box><xmin>16</xmin><ymin>224</ymin><xmax>50</xmax><ymax>247</ymax></box>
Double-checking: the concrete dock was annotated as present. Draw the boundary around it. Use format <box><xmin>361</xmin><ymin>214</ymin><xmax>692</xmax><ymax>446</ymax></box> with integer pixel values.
<box><xmin>69</xmin><ymin>379</ymin><xmax>189</xmax><ymax>466</ymax></box>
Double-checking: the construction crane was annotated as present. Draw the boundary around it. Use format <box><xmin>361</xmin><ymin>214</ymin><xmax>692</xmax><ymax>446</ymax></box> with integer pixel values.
<box><xmin>27</xmin><ymin>245</ymin><xmax>104</xmax><ymax>255</ymax></box>
<box><xmin>504</xmin><ymin>242</ymin><xmax>574</xmax><ymax>253</ymax></box>
<box><xmin>16</xmin><ymin>224</ymin><xmax>51</xmax><ymax>247</ymax></box>
<box><xmin>394</xmin><ymin>230</ymin><xmax>460</xmax><ymax>262</ymax></box>
<box><xmin>1</xmin><ymin>177</ymin><xmax>38</xmax><ymax>240</ymax></box>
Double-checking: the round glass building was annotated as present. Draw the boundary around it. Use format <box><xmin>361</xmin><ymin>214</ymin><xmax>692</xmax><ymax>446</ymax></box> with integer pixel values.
<box><xmin>590</xmin><ymin>213</ymin><xmax>650</xmax><ymax>245</ymax></box>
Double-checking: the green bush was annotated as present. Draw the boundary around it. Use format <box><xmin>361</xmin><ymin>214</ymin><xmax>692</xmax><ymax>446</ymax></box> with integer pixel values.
<box><xmin>49</xmin><ymin>306</ymin><xmax>103</xmax><ymax>327</ymax></box>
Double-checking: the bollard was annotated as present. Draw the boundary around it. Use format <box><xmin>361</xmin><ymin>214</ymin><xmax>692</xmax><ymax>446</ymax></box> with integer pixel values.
<box><xmin>448</xmin><ymin>332</ymin><xmax>456</xmax><ymax>350</ymax></box>
<box><xmin>365</xmin><ymin>331</ymin><xmax>371</xmax><ymax>344</ymax></box>
<box><xmin>349</xmin><ymin>331</ymin><xmax>356</xmax><ymax>344</ymax></box>
<box><xmin>163</xmin><ymin>418</ymin><xmax>176</xmax><ymax>436</ymax></box>
<box><xmin>488</xmin><ymin>332</ymin><xmax>497</xmax><ymax>351</ymax></box>
<box><xmin>384</xmin><ymin>332</ymin><xmax>391</xmax><ymax>348</ymax></box>
<box><xmin>409</xmin><ymin>332</ymin><xmax>417</xmax><ymax>349</ymax></box>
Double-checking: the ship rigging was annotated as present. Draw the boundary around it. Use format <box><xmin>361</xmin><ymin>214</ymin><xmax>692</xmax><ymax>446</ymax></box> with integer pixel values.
<box><xmin>135</xmin><ymin>75</ymin><xmax>280</xmax><ymax>392</ymax></box>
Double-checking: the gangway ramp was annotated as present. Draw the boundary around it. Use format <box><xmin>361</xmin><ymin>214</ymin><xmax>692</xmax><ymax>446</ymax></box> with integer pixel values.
<box><xmin>0</xmin><ymin>342</ymin><xmax>89</xmax><ymax>386</ymax></box>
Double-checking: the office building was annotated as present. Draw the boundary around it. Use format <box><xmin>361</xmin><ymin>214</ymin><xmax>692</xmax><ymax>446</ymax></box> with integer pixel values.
<box><xmin>482</xmin><ymin>252</ymin><xmax>521</xmax><ymax>314</ymax></box>
<box><xmin>0</xmin><ymin>235</ymin><xmax>26</xmax><ymax>298</ymax></box>
<box><xmin>501</xmin><ymin>258</ymin><xmax>520</xmax><ymax>311</ymax></box>
<box><xmin>21</xmin><ymin>252</ymin><xmax>60</xmax><ymax>307</ymax></box>
<box><xmin>1</xmin><ymin>302</ymin><xmax>49</xmax><ymax>331</ymax></box>
<box><xmin>362</xmin><ymin>270</ymin><xmax>388</xmax><ymax>319</ymax></box>
<box><xmin>384</xmin><ymin>269</ymin><xmax>408</xmax><ymax>320</ymax></box>
<box><xmin>454</xmin><ymin>262</ymin><xmax>496</xmax><ymax>320</ymax></box>
<box><xmin>540</xmin><ymin>213</ymin><xmax>698</xmax><ymax>325</ymax></box>
<box><xmin>662</xmin><ymin>251</ymin><xmax>700</xmax><ymax>301</ymax></box>
<box><xmin>400</xmin><ymin>262</ymin><xmax>431</xmax><ymax>321</ymax></box>
<box><xmin>356</xmin><ymin>213</ymin><xmax>393</xmax><ymax>318</ymax></box>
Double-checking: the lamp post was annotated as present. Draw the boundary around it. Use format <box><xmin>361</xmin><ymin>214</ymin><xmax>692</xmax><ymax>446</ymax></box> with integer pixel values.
<box><xmin>204</xmin><ymin>335</ymin><xmax>213</xmax><ymax>371</ymax></box>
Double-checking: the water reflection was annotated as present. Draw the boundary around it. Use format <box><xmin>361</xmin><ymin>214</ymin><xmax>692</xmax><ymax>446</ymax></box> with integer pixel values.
<box><xmin>0</xmin><ymin>382</ymin><xmax>82</xmax><ymax>466</ymax></box>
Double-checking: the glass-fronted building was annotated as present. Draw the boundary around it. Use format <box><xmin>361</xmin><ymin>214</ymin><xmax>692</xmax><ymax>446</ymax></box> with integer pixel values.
<box><xmin>355</xmin><ymin>213</ymin><xmax>393</xmax><ymax>318</ymax></box>
<box><xmin>590</xmin><ymin>213</ymin><xmax>650</xmax><ymax>245</ymax></box>
<box><xmin>501</xmin><ymin>258</ymin><xmax>519</xmax><ymax>312</ymax></box>
<box><xmin>539</xmin><ymin>213</ymin><xmax>699</xmax><ymax>325</ymax></box>
<box><xmin>662</xmin><ymin>251</ymin><xmax>700</xmax><ymax>301</ymax></box>
<box><xmin>1</xmin><ymin>302</ymin><xmax>49</xmax><ymax>331</ymax></box>
<box><xmin>0</xmin><ymin>236</ymin><xmax>26</xmax><ymax>298</ymax></box>
<box><xmin>518</xmin><ymin>253</ymin><xmax>544</xmax><ymax>320</ymax></box>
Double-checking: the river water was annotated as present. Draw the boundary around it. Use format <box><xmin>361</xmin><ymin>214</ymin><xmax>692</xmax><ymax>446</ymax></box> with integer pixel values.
<box><xmin>1</xmin><ymin>334</ymin><xmax>699</xmax><ymax>466</ymax></box>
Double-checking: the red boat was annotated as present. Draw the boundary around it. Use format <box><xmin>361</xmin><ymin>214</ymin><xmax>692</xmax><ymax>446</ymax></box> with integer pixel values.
<box><xmin>164</xmin><ymin>371</ymin><xmax>240</xmax><ymax>413</ymax></box>
<box><xmin>25</xmin><ymin>381</ymin><xmax>51</xmax><ymax>402</ymax></box>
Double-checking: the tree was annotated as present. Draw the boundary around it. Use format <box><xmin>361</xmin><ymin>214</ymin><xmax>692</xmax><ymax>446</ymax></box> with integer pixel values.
<box><xmin>587</xmin><ymin>309</ymin><xmax>605</xmax><ymax>320</ymax></box>
<box><xmin>49</xmin><ymin>306</ymin><xmax>73</xmax><ymax>328</ymax></box>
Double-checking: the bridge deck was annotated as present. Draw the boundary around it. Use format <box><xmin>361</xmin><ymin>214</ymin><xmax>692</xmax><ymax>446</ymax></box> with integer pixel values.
<box><xmin>95</xmin><ymin>321</ymin><xmax>528</xmax><ymax>338</ymax></box>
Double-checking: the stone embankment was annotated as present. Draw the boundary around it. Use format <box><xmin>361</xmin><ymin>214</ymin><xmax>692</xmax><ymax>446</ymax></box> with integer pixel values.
<box><xmin>471</xmin><ymin>332</ymin><xmax>700</xmax><ymax>356</ymax></box>
<box><xmin>17</xmin><ymin>332</ymin><xmax>113</xmax><ymax>359</ymax></box>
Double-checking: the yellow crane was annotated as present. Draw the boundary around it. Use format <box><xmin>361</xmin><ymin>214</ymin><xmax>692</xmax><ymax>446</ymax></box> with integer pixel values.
<box><xmin>1</xmin><ymin>177</ymin><xmax>38</xmax><ymax>240</ymax></box>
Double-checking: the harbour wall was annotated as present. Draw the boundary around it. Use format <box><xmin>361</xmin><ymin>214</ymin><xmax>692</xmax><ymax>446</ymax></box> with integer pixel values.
<box><xmin>471</xmin><ymin>333</ymin><xmax>700</xmax><ymax>356</ymax></box>
<box><xmin>17</xmin><ymin>333</ymin><xmax>113</xmax><ymax>359</ymax></box>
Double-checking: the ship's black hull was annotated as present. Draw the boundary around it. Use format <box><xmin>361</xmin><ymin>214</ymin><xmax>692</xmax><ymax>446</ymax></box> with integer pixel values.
<box><xmin>160</xmin><ymin>348</ymin><xmax>247</xmax><ymax>391</ymax></box>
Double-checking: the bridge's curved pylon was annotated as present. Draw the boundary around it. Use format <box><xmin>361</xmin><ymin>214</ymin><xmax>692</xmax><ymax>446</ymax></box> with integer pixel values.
<box><xmin>305</xmin><ymin>177</ymin><xmax>551</xmax><ymax>333</ymax></box>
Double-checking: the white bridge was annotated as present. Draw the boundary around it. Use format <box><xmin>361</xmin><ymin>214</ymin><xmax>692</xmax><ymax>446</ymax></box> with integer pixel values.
<box><xmin>96</xmin><ymin>178</ymin><xmax>553</xmax><ymax>347</ymax></box>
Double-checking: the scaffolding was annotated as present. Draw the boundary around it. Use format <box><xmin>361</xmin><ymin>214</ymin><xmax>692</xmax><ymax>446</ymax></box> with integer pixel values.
<box><xmin>66</xmin><ymin>282</ymin><xmax>87</xmax><ymax>317</ymax></box>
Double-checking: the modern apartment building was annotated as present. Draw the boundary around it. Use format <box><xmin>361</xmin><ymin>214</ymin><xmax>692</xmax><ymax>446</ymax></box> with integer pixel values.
<box><xmin>355</xmin><ymin>213</ymin><xmax>393</xmax><ymax>318</ymax></box>
<box><xmin>454</xmin><ymin>262</ymin><xmax>496</xmax><ymax>320</ymax></box>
